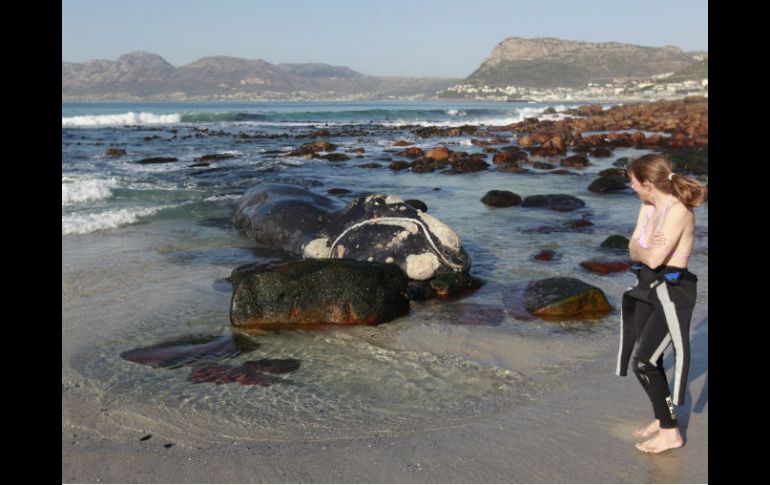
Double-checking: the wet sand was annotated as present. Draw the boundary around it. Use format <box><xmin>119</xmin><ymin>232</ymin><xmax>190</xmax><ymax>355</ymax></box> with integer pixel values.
<box><xmin>62</xmin><ymin>207</ymin><xmax>707</xmax><ymax>484</ymax></box>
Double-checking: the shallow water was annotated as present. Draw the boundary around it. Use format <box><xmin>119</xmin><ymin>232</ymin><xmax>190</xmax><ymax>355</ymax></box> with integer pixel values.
<box><xmin>62</xmin><ymin>101</ymin><xmax>708</xmax><ymax>441</ymax></box>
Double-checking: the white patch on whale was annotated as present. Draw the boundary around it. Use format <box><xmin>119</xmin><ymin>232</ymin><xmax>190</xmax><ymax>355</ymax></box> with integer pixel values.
<box><xmin>416</xmin><ymin>212</ymin><xmax>461</xmax><ymax>251</ymax></box>
<box><xmin>406</xmin><ymin>253</ymin><xmax>441</xmax><ymax>280</ymax></box>
<box><xmin>385</xmin><ymin>195</ymin><xmax>405</xmax><ymax>205</ymax></box>
<box><xmin>302</xmin><ymin>238</ymin><xmax>330</xmax><ymax>258</ymax></box>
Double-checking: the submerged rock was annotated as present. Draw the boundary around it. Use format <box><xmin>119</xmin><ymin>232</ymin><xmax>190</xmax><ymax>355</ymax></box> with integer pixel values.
<box><xmin>481</xmin><ymin>190</ymin><xmax>522</xmax><ymax>207</ymax></box>
<box><xmin>136</xmin><ymin>157</ymin><xmax>178</xmax><ymax>164</ymax></box>
<box><xmin>521</xmin><ymin>194</ymin><xmax>586</xmax><ymax>212</ymax></box>
<box><xmin>120</xmin><ymin>334</ymin><xmax>260</xmax><ymax>369</ymax></box>
<box><xmin>408</xmin><ymin>272</ymin><xmax>483</xmax><ymax>301</ymax></box>
<box><xmin>580</xmin><ymin>257</ymin><xmax>634</xmax><ymax>274</ymax></box>
<box><xmin>503</xmin><ymin>277</ymin><xmax>612</xmax><ymax>321</ymax></box>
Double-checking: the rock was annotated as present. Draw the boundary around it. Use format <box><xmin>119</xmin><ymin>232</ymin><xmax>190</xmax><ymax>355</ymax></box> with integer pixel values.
<box><xmin>288</xmin><ymin>142</ymin><xmax>337</xmax><ymax>157</ymax></box>
<box><xmin>404</xmin><ymin>199</ymin><xmax>428</xmax><ymax>212</ymax></box>
<box><xmin>550</xmin><ymin>169</ymin><xmax>576</xmax><ymax>175</ymax></box>
<box><xmin>327</xmin><ymin>188</ymin><xmax>351</xmax><ymax>195</ymax></box>
<box><xmin>360</xmin><ymin>163</ymin><xmax>382</xmax><ymax>169</ymax></box>
<box><xmin>407</xmin><ymin>272</ymin><xmax>483</xmax><ymax>301</ymax></box>
<box><xmin>311</xmin><ymin>129</ymin><xmax>331</xmax><ymax>137</ymax></box>
<box><xmin>590</xmin><ymin>147</ymin><xmax>613</xmax><ymax>158</ymax></box>
<box><xmin>600</xmin><ymin>235</ymin><xmax>630</xmax><ymax>250</ymax></box>
<box><xmin>318</xmin><ymin>153</ymin><xmax>351</xmax><ymax>162</ymax></box>
<box><xmin>517</xmin><ymin>135</ymin><xmax>533</xmax><ymax>147</ymax></box>
<box><xmin>425</xmin><ymin>147</ymin><xmax>451</xmax><ymax>161</ymax></box>
<box><xmin>598</xmin><ymin>168</ymin><xmax>628</xmax><ymax>178</ymax></box>
<box><xmin>533</xmin><ymin>162</ymin><xmax>556</xmax><ymax>170</ymax></box>
<box><xmin>403</xmin><ymin>147</ymin><xmax>424</xmax><ymax>158</ymax></box>
<box><xmin>588</xmin><ymin>175</ymin><xmax>629</xmax><ymax>193</ymax></box>
<box><xmin>560</xmin><ymin>154</ymin><xmax>590</xmax><ymax>168</ymax></box>
<box><xmin>389</xmin><ymin>161</ymin><xmax>410</xmax><ymax>171</ymax></box>
<box><xmin>567</xmin><ymin>216</ymin><xmax>594</xmax><ymax>228</ymax></box>
<box><xmin>497</xmin><ymin>164</ymin><xmax>530</xmax><ymax>174</ymax></box>
<box><xmin>493</xmin><ymin>150</ymin><xmax>528</xmax><ymax>165</ymax></box>
<box><xmin>580</xmin><ymin>257</ymin><xmax>634</xmax><ymax>274</ymax></box>
<box><xmin>481</xmin><ymin>190</ymin><xmax>522</xmax><ymax>207</ymax></box>
<box><xmin>448</xmin><ymin>156</ymin><xmax>490</xmax><ymax>173</ymax></box>
<box><xmin>521</xmin><ymin>194</ymin><xmax>586</xmax><ymax>212</ymax></box>
<box><xmin>502</xmin><ymin>277</ymin><xmax>612</xmax><ymax>321</ymax></box>
<box><xmin>230</xmin><ymin>259</ymin><xmax>410</xmax><ymax>328</ymax></box>
<box><xmin>394</xmin><ymin>140</ymin><xmax>413</xmax><ymax>147</ymax></box>
<box><xmin>534</xmin><ymin>250</ymin><xmax>556</xmax><ymax>261</ymax></box>
<box><xmin>194</xmin><ymin>153</ymin><xmax>237</xmax><ymax>162</ymax></box>
<box><xmin>613</xmin><ymin>157</ymin><xmax>630</xmax><ymax>168</ymax></box>
<box><xmin>104</xmin><ymin>148</ymin><xmax>127</xmax><ymax>157</ymax></box>
<box><xmin>543</xmin><ymin>107</ymin><xmax>557</xmax><ymax>114</ymax></box>
<box><xmin>136</xmin><ymin>157</ymin><xmax>178</xmax><ymax>164</ymax></box>
<box><xmin>188</xmin><ymin>162</ymin><xmax>210</xmax><ymax>168</ymax></box>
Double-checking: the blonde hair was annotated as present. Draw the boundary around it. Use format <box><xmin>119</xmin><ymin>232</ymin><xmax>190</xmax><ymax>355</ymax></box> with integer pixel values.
<box><xmin>628</xmin><ymin>154</ymin><xmax>707</xmax><ymax>209</ymax></box>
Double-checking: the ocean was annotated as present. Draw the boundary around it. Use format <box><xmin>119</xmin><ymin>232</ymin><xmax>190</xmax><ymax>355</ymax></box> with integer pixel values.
<box><xmin>62</xmin><ymin>100</ymin><xmax>708</xmax><ymax>441</ymax></box>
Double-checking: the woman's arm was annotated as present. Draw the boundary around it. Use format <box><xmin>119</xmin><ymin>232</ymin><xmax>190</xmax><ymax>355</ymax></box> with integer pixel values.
<box><xmin>630</xmin><ymin>206</ymin><xmax>688</xmax><ymax>269</ymax></box>
<box><xmin>628</xmin><ymin>204</ymin><xmax>647</xmax><ymax>261</ymax></box>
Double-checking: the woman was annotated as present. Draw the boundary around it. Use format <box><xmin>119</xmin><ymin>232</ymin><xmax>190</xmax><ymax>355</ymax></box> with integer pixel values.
<box><xmin>616</xmin><ymin>154</ymin><xmax>707</xmax><ymax>454</ymax></box>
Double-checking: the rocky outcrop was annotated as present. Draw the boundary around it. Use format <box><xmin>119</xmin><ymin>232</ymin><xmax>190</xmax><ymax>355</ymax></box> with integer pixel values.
<box><xmin>229</xmin><ymin>259</ymin><xmax>410</xmax><ymax>328</ymax></box>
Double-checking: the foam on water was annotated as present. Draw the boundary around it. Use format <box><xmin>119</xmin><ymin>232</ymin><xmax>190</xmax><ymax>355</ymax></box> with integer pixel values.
<box><xmin>62</xmin><ymin>176</ymin><xmax>119</xmax><ymax>206</ymax></box>
<box><xmin>62</xmin><ymin>204</ymin><xmax>179</xmax><ymax>235</ymax></box>
<box><xmin>62</xmin><ymin>112</ymin><xmax>181</xmax><ymax>127</ymax></box>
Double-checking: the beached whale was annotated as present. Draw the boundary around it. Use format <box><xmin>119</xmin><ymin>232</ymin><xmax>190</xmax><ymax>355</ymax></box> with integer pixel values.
<box><xmin>234</xmin><ymin>183</ymin><xmax>471</xmax><ymax>280</ymax></box>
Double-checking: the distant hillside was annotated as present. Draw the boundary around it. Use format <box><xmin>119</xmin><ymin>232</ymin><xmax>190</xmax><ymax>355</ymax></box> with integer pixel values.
<box><xmin>62</xmin><ymin>51</ymin><xmax>457</xmax><ymax>100</ymax></box>
<box><xmin>463</xmin><ymin>37</ymin><xmax>703</xmax><ymax>87</ymax></box>
<box><xmin>661</xmin><ymin>58</ymin><xmax>708</xmax><ymax>83</ymax></box>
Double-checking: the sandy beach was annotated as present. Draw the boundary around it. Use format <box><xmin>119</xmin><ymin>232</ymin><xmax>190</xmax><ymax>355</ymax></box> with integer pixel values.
<box><xmin>62</xmin><ymin>231</ymin><xmax>707</xmax><ymax>484</ymax></box>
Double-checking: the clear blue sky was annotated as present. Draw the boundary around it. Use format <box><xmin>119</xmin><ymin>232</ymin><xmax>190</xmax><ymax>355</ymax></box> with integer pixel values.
<box><xmin>62</xmin><ymin>0</ymin><xmax>708</xmax><ymax>78</ymax></box>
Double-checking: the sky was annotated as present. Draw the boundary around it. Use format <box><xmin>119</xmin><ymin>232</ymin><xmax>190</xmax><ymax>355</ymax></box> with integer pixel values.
<box><xmin>62</xmin><ymin>0</ymin><xmax>708</xmax><ymax>78</ymax></box>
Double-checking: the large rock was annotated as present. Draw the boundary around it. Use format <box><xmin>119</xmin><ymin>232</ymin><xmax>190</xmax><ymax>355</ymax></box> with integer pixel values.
<box><xmin>503</xmin><ymin>277</ymin><xmax>612</xmax><ymax>321</ymax></box>
<box><xmin>230</xmin><ymin>259</ymin><xmax>410</xmax><ymax>328</ymax></box>
<box><xmin>521</xmin><ymin>194</ymin><xmax>586</xmax><ymax>212</ymax></box>
<box><xmin>234</xmin><ymin>184</ymin><xmax>471</xmax><ymax>280</ymax></box>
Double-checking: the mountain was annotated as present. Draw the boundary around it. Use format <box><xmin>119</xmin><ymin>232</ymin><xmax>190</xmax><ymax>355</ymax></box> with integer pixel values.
<box><xmin>61</xmin><ymin>51</ymin><xmax>458</xmax><ymax>100</ymax></box>
<box><xmin>462</xmin><ymin>37</ymin><xmax>703</xmax><ymax>88</ymax></box>
<box><xmin>659</xmin><ymin>58</ymin><xmax>708</xmax><ymax>83</ymax></box>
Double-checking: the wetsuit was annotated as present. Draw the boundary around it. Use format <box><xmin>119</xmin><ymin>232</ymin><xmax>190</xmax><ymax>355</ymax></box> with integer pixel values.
<box><xmin>616</xmin><ymin>263</ymin><xmax>698</xmax><ymax>428</ymax></box>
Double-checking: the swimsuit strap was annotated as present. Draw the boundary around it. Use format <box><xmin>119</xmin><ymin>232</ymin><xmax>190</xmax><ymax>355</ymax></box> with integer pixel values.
<box><xmin>654</xmin><ymin>194</ymin><xmax>674</xmax><ymax>232</ymax></box>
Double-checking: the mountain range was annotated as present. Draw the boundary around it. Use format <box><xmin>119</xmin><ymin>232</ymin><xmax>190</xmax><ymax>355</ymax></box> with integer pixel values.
<box><xmin>62</xmin><ymin>38</ymin><xmax>708</xmax><ymax>100</ymax></box>
<box><xmin>62</xmin><ymin>52</ymin><xmax>457</xmax><ymax>100</ymax></box>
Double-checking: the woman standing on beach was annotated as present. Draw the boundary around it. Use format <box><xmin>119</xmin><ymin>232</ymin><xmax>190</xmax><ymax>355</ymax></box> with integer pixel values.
<box><xmin>616</xmin><ymin>154</ymin><xmax>707</xmax><ymax>454</ymax></box>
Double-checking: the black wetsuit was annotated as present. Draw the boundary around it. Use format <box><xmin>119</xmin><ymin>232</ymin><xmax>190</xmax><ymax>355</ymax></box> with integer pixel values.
<box><xmin>616</xmin><ymin>263</ymin><xmax>698</xmax><ymax>428</ymax></box>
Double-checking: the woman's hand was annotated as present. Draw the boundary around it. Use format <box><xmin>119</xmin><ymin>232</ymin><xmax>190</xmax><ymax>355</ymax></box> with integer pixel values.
<box><xmin>651</xmin><ymin>231</ymin><xmax>667</xmax><ymax>247</ymax></box>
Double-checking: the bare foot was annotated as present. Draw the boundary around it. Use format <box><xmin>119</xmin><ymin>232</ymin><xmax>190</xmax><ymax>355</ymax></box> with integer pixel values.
<box><xmin>633</xmin><ymin>419</ymin><xmax>661</xmax><ymax>439</ymax></box>
<box><xmin>635</xmin><ymin>427</ymin><xmax>683</xmax><ymax>454</ymax></box>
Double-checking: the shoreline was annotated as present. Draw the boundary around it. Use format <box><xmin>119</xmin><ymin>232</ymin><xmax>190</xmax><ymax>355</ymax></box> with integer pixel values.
<box><xmin>63</xmin><ymin>318</ymin><xmax>708</xmax><ymax>483</ymax></box>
